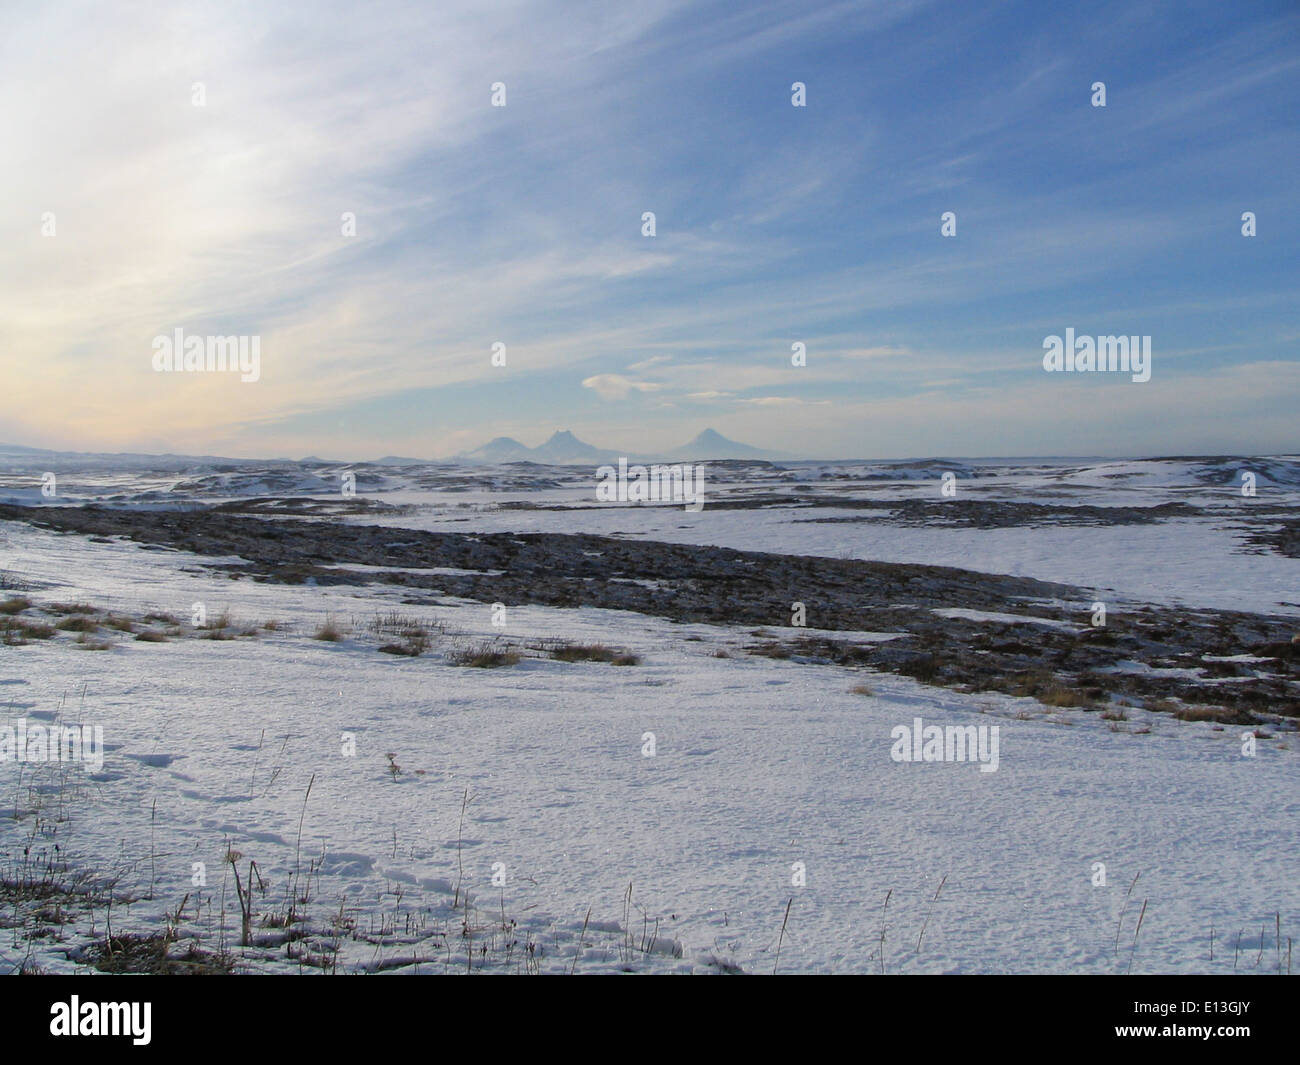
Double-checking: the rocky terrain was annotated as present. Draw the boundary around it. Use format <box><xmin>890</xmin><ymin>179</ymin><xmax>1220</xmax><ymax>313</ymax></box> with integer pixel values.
<box><xmin>3</xmin><ymin>501</ymin><xmax>1296</xmax><ymax>722</ymax></box>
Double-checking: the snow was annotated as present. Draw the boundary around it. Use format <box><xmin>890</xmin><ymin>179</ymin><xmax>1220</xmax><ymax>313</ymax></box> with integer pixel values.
<box><xmin>2</xmin><ymin>457</ymin><xmax>1298</xmax><ymax>974</ymax></box>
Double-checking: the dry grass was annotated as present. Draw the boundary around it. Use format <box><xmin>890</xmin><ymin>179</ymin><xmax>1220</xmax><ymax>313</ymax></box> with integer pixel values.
<box><xmin>450</xmin><ymin>641</ymin><xmax>521</xmax><ymax>668</ymax></box>
<box><xmin>1</xmin><ymin>616</ymin><xmax>56</xmax><ymax>644</ymax></box>
<box><xmin>849</xmin><ymin>682</ymin><xmax>875</xmax><ymax>696</ymax></box>
<box><xmin>313</xmin><ymin>616</ymin><xmax>346</xmax><ymax>642</ymax></box>
<box><xmin>897</xmin><ymin>653</ymin><xmax>939</xmax><ymax>682</ymax></box>
<box><xmin>134</xmin><ymin>629</ymin><xmax>169</xmax><ymax>643</ymax></box>
<box><xmin>549</xmin><ymin>642</ymin><xmax>641</xmax><ymax>665</ymax></box>
<box><xmin>87</xmin><ymin>931</ymin><xmax>234</xmax><ymax>975</ymax></box>
<box><xmin>73</xmin><ymin>632</ymin><xmax>113</xmax><ymax>650</ymax></box>
<box><xmin>1001</xmin><ymin>668</ymin><xmax>1098</xmax><ymax>709</ymax></box>
<box><xmin>56</xmin><ymin>615</ymin><xmax>99</xmax><ymax>633</ymax></box>
<box><xmin>0</xmin><ymin>596</ymin><xmax>31</xmax><ymax>615</ymax></box>
<box><xmin>1173</xmin><ymin>704</ymin><xmax>1256</xmax><ymax>725</ymax></box>
<box><xmin>371</xmin><ymin>612</ymin><xmax>433</xmax><ymax>656</ymax></box>
<box><xmin>1038</xmin><ymin>686</ymin><xmax>1097</xmax><ymax>708</ymax></box>
<box><xmin>0</xmin><ymin>569</ymin><xmax>33</xmax><ymax>592</ymax></box>
<box><xmin>198</xmin><ymin>609</ymin><xmax>232</xmax><ymax>632</ymax></box>
<box><xmin>378</xmin><ymin>632</ymin><xmax>430</xmax><ymax>657</ymax></box>
<box><xmin>369</xmin><ymin>611</ymin><xmax>434</xmax><ymax>637</ymax></box>
<box><xmin>200</xmin><ymin>628</ymin><xmax>237</xmax><ymax>641</ymax></box>
<box><xmin>47</xmin><ymin>602</ymin><xmax>99</xmax><ymax>615</ymax></box>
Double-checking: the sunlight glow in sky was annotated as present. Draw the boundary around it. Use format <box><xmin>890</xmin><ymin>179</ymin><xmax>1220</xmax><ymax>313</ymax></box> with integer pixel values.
<box><xmin>2</xmin><ymin>0</ymin><xmax>1297</xmax><ymax>460</ymax></box>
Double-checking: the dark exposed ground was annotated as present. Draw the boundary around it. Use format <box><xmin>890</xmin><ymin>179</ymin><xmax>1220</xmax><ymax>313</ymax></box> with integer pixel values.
<box><xmin>501</xmin><ymin>495</ymin><xmax>1208</xmax><ymax>526</ymax></box>
<box><xmin>1247</xmin><ymin>518</ymin><xmax>1300</xmax><ymax>559</ymax></box>
<box><xmin>2</xmin><ymin>502</ymin><xmax>1297</xmax><ymax>721</ymax></box>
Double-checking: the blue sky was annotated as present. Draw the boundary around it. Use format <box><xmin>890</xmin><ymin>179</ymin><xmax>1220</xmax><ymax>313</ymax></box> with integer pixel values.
<box><xmin>2</xmin><ymin>0</ymin><xmax>1297</xmax><ymax>459</ymax></box>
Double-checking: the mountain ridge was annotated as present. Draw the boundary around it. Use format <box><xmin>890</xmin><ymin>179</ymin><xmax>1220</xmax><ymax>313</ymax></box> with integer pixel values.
<box><xmin>453</xmin><ymin>427</ymin><xmax>782</xmax><ymax>465</ymax></box>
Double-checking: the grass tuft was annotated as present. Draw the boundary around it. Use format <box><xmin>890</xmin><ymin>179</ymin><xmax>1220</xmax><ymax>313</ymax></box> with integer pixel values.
<box><xmin>1173</xmin><ymin>704</ymin><xmax>1257</xmax><ymax>725</ymax></box>
<box><xmin>313</xmin><ymin>616</ymin><xmax>346</xmax><ymax>642</ymax></box>
<box><xmin>73</xmin><ymin>632</ymin><xmax>113</xmax><ymax>650</ymax></box>
<box><xmin>48</xmin><ymin>602</ymin><xmax>99</xmax><ymax>615</ymax></box>
<box><xmin>450</xmin><ymin>641</ymin><xmax>520</xmax><ymax>668</ymax></box>
<box><xmin>549</xmin><ymin>642</ymin><xmax>641</xmax><ymax>665</ymax></box>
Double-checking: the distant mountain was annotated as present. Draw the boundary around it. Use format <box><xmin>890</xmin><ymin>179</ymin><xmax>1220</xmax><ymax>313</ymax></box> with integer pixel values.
<box><xmin>450</xmin><ymin>428</ymin><xmax>779</xmax><ymax>465</ymax></box>
<box><xmin>530</xmin><ymin>430</ymin><xmax>615</xmax><ymax>464</ymax></box>
<box><xmin>458</xmin><ymin>436</ymin><xmax>534</xmax><ymax>463</ymax></box>
<box><xmin>0</xmin><ymin>428</ymin><xmax>784</xmax><ymax>472</ymax></box>
<box><xmin>454</xmin><ymin>430</ymin><xmax>617</xmax><ymax>465</ymax></box>
<box><xmin>0</xmin><ymin>441</ymin><xmax>265</xmax><ymax>471</ymax></box>
<box><xmin>665</xmin><ymin>428</ymin><xmax>779</xmax><ymax>461</ymax></box>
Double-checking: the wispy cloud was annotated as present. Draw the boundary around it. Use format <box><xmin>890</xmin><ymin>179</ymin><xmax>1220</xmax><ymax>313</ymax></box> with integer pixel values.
<box><xmin>1</xmin><ymin>0</ymin><xmax>1296</xmax><ymax>458</ymax></box>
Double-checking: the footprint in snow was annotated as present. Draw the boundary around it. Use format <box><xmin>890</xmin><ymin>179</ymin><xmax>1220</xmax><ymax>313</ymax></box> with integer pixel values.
<box><xmin>317</xmin><ymin>852</ymin><xmax>376</xmax><ymax>878</ymax></box>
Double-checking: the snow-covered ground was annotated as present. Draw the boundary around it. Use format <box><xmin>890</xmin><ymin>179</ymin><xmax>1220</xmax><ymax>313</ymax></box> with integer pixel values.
<box><xmin>5</xmin><ymin>453</ymin><xmax>1295</xmax><ymax>615</ymax></box>
<box><xmin>1</xmin><ymin>457</ymin><xmax>1298</xmax><ymax>974</ymax></box>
